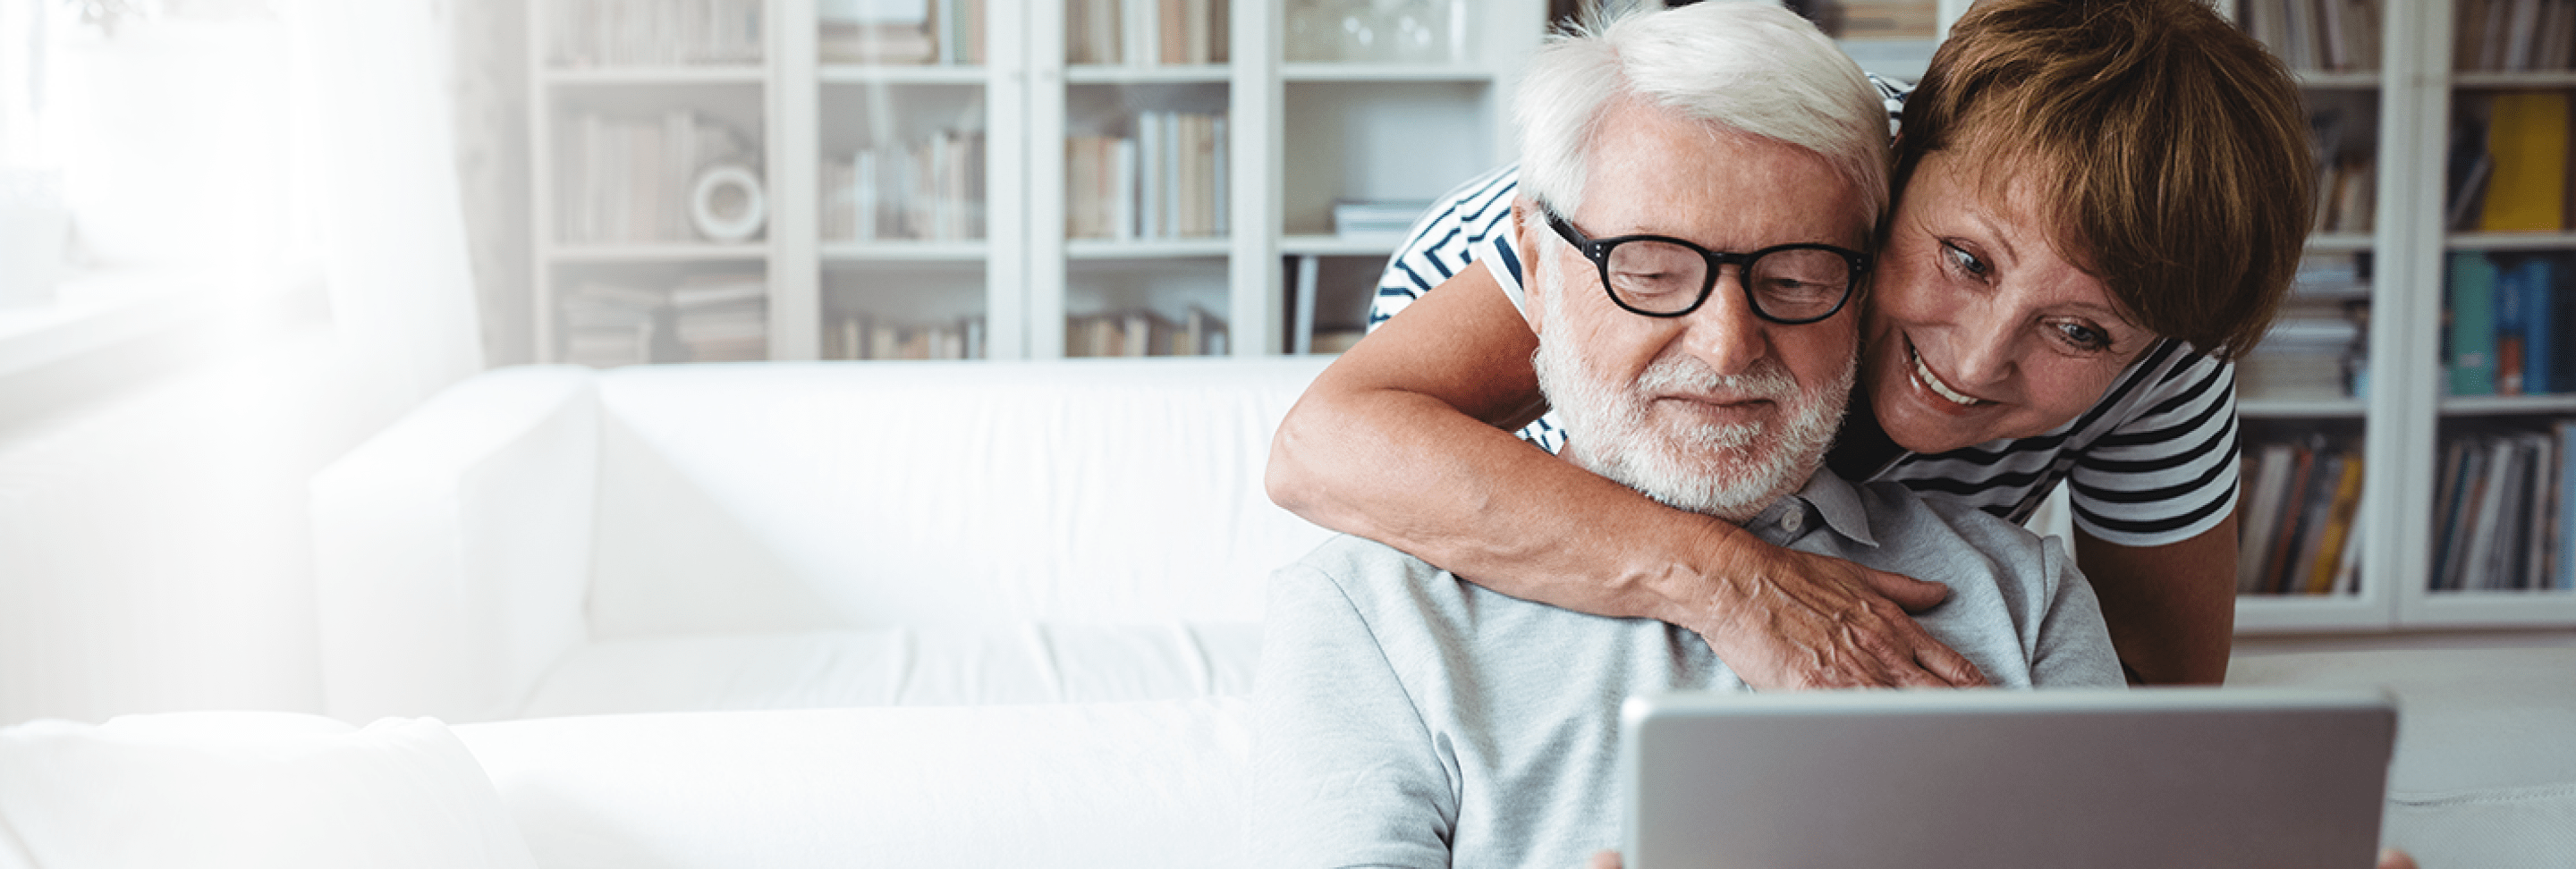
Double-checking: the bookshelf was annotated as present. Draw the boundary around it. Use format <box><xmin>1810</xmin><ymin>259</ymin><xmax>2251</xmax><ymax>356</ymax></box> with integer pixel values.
<box><xmin>529</xmin><ymin>0</ymin><xmax>1543</xmax><ymax>365</ymax></box>
<box><xmin>2230</xmin><ymin>0</ymin><xmax>2576</xmax><ymax>637</ymax></box>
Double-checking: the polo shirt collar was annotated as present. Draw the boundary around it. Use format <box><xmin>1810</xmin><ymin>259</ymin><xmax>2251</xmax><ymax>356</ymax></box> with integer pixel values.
<box><xmin>1768</xmin><ymin>468</ymin><xmax>1878</xmax><ymax>549</ymax></box>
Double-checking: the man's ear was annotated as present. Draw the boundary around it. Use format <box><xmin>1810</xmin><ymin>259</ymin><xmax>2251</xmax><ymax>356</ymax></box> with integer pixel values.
<box><xmin>1512</xmin><ymin>192</ymin><xmax>1549</xmax><ymax>337</ymax></box>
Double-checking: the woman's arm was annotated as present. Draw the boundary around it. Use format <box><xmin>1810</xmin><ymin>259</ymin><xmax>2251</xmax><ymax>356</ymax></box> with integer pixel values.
<box><xmin>1267</xmin><ymin>262</ymin><xmax>1986</xmax><ymax>689</ymax></box>
<box><xmin>2072</xmin><ymin>510</ymin><xmax>2241</xmax><ymax>685</ymax></box>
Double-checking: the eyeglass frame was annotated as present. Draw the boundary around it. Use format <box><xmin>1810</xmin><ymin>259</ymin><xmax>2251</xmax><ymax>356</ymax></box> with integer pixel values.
<box><xmin>1541</xmin><ymin>207</ymin><xmax>1869</xmax><ymax>325</ymax></box>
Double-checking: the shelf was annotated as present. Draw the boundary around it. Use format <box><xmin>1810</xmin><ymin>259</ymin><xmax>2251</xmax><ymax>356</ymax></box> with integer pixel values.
<box><xmin>2437</xmin><ymin>394</ymin><xmax>2576</xmax><ymax>416</ymax></box>
<box><xmin>1065</xmin><ymin>64</ymin><xmax>1230</xmax><ymax>84</ymax></box>
<box><xmin>547</xmin><ymin>65</ymin><xmax>767</xmax><ymax>86</ymax></box>
<box><xmin>819</xmin><ymin>64</ymin><xmax>987</xmax><ymax>85</ymax></box>
<box><xmin>2241</xmin><ymin>398</ymin><xmax>2368</xmax><ymax>418</ymax></box>
<box><xmin>1281</xmin><ymin>234</ymin><xmax>1404</xmax><ymax>256</ymax></box>
<box><xmin>2234</xmin><ymin>594</ymin><xmax>2394</xmax><ymax>634</ymax></box>
<box><xmin>821</xmin><ymin>240</ymin><xmax>989</xmax><ymax>262</ymax></box>
<box><xmin>2445</xmin><ymin>232</ymin><xmax>2576</xmax><ymax>251</ymax></box>
<box><xmin>1280</xmin><ymin>63</ymin><xmax>1493</xmax><ymax>82</ymax></box>
<box><xmin>2451</xmin><ymin>71</ymin><xmax>2576</xmax><ymax>88</ymax></box>
<box><xmin>547</xmin><ymin>242</ymin><xmax>771</xmax><ymax>264</ymax></box>
<box><xmin>2304</xmin><ymin>232</ymin><xmax>2374</xmax><ymax>253</ymax></box>
<box><xmin>1065</xmin><ymin>239</ymin><xmax>1232</xmax><ymax>259</ymax></box>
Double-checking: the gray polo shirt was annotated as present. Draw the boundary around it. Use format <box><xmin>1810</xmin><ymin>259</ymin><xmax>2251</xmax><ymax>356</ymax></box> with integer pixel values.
<box><xmin>1250</xmin><ymin>469</ymin><xmax>2123</xmax><ymax>869</ymax></box>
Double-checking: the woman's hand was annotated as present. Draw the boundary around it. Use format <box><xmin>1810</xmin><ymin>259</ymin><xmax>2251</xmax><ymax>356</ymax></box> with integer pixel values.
<box><xmin>1688</xmin><ymin>525</ymin><xmax>1987</xmax><ymax>689</ymax></box>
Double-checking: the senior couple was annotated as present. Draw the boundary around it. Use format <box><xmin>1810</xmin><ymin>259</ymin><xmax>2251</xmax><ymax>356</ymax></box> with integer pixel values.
<box><xmin>1251</xmin><ymin>1</ymin><xmax>2409</xmax><ymax>866</ymax></box>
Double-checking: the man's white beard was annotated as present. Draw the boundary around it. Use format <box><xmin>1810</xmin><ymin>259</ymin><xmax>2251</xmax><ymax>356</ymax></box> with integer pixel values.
<box><xmin>1531</xmin><ymin>258</ymin><xmax>1853</xmax><ymax>524</ymax></box>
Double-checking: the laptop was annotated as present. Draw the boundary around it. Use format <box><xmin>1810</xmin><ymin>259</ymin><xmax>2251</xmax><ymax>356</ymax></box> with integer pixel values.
<box><xmin>1619</xmin><ymin>688</ymin><xmax>2396</xmax><ymax>869</ymax></box>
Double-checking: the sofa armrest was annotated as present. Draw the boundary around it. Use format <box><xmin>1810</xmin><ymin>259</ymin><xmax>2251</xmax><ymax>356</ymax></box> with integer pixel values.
<box><xmin>314</xmin><ymin>366</ymin><xmax>601</xmax><ymax>724</ymax></box>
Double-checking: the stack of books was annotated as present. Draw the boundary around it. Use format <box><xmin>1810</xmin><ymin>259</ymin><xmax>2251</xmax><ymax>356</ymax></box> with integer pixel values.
<box><xmin>818</xmin><ymin>0</ymin><xmax>985</xmax><ymax>65</ymax></box>
<box><xmin>2236</xmin><ymin>436</ymin><xmax>2368</xmax><ymax>595</ymax></box>
<box><xmin>2240</xmin><ymin>0</ymin><xmax>2382</xmax><ymax>72</ymax></box>
<box><xmin>1331</xmin><ymin>200</ymin><xmax>1430</xmax><ymax>240</ymax></box>
<box><xmin>1065</xmin><ymin>0</ymin><xmax>1229</xmax><ymax>65</ymax></box>
<box><xmin>1065</xmin><ymin>110</ymin><xmax>1227</xmax><ymax>240</ymax></box>
<box><xmin>2430</xmin><ymin>426</ymin><xmax>2576</xmax><ymax>592</ymax></box>
<box><xmin>560</xmin><ymin>282</ymin><xmax>667</xmax><ymax>367</ymax></box>
<box><xmin>1064</xmin><ymin>308</ymin><xmax>1228</xmax><ymax>357</ymax></box>
<box><xmin>2453</xmin><ymin>0</ymin><xmax>2576</xmax><ymax>72</ymax></box>
<box><xmin>671</xmin><ymin>273</ymin><xmax>768</xmax><ymax>361</ymax></box>
<box><xmin>548</xmin><ymin>0</ymin><xmax>766</xmax><ymax>67</ymax></box>
<box><xmin>822</xmin><ymin>129</ymin><xmax>987</xmax><ymax>241</ymax></box>
<box><xmin>827</xmin><ymin>315</ymin><xmax>986</xmax><ymax>359</ymax></box>
<box><xmin>2241</xmin><ymin>308</ymin><xmax>2367</xmax><ymax>400</ymax></box>
<box><xmin>558</xmin><ymin>110</ymin><xmax>757</xmax><ymax>243</ymax></box>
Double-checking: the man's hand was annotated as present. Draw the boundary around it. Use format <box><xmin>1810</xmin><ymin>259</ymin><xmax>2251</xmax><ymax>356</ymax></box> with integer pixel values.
<box><xmin>1690</xmin><ymin>534</ymin><xmax>1988</xmax><ymax>689</ymax></box>
<box><xmin>1589</xmin><ymin>850</ymin><xmax>1621</xmax><ymax>869</ymax></box>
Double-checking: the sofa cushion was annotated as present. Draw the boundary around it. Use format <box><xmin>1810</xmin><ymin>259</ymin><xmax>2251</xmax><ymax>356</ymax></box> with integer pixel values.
<box><xmin>2228</xmin><ymin>648</ymin><xmax>2576</xmax><ymax>869</ymax></box>
<box><xmin>516</xmin><ymin>622</ymin><xmax>1261</xmax><ymax>717</ymax></box>
<box><xmin>0</xmin><ymin>711</ymin><xmax>538</xmax><ymax>869</ymax></box>
<box><xmin>585</xmin><ymin>359</ymin><xmax>1337</xmax><ymax>638</ymax></box>
<box><xmin>454</xmin><ymin>698</ymin><xmax>1250</xmax><ymax>869</ymax></box>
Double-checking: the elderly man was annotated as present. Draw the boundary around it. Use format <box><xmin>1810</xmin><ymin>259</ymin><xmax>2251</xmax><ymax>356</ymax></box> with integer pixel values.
<box><xmin>1250</xmin><ymin>4</ymin><xmax>2123</xmax><ymax>867</ymax></box>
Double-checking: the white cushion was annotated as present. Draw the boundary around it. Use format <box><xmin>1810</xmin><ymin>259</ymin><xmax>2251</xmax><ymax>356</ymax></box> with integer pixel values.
<box><xmin>0</xmin><ymin>711</ymin><xmax>538</xmax><ymax>869</ymax></box>
<box><xmin>455</xmin><ymin>698</ymin><xmax>1250</xmax><ymax>869</ymax></box>
<box><xmin>2229</xmin><ymin>648</ymin><xmax>2576</xmax><ymax>868</ymax></box>
<box><xmin>584</xmin><ymin>360</ymin><xmax>1336</xmax><ymax>637</ymax></box>
<box><xmin>519</xmin><ymin>622</ymin><xmax>1261</xmax><ymax>717</ymax></box>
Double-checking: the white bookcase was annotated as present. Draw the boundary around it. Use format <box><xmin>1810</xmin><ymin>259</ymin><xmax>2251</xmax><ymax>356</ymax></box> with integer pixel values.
<box><xmin>2229</xmin><ymin>0</ymin><xmax>2576</xmax><ymax>638</ymax></box>
<box><xmin>528</xmin><ymin>0</ymin><xmax>1545</xmax><ymax>365</ymax></box>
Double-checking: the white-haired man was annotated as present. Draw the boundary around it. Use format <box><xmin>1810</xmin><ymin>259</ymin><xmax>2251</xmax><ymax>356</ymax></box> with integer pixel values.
<box><xmin>1250</xmin><ymin>4</ymin><xmax>2123</xmax><ymax>866</ymax></box>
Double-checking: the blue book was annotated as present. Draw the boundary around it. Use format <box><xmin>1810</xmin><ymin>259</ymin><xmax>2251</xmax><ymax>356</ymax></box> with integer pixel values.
<box><xmin>2516</xmin><ymin>259</ymin><xmax>2554</xmax><ymax>393</ymax></box>
<box><xmin>2497</xmin><ymin>261</ymin><xmax>2527</xmax><ymax>394</ymax></box>
<box><xmin>2562</xmin><ymin>421</ymin><xmax>2576</xmax><ymax>590</ymax></box>
<box><xmin>2449</xmin><ymin>253</ymin><xmax>2499</xmax><ymax>397</ymax></box>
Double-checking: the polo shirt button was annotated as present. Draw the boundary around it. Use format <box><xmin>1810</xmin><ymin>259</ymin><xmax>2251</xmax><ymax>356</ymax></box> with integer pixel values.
<box><xmin>1781</xmin><ymin>511</ymin><xmax>1803</xmax><ymax>535</ymax></box>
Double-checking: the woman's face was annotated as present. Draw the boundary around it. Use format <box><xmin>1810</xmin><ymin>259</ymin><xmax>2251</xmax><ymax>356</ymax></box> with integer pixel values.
<box><xmin>1860</xmin><ymin>151</ymin><xmax>2155</xmax><ymax>456</ymax></box>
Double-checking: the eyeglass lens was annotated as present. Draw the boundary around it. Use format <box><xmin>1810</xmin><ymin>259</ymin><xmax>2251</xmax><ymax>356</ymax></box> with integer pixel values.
<box><xmin>1606</xmin><ymin>240</ymin><xmax>1852</xmax><ymax>319</ymax></box>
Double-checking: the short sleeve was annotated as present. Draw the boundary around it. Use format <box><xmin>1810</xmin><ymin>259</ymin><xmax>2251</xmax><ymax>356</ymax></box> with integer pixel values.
<box><xmin>2067</xmin><ymin>353</ymin><xmax>2243</xmax><ymax>546</ymax></box>
<box><xmin>2028</xmin><ymin>536</ymin><xmax>2127</xmax><ymax>688</ymax></box>
<box><xmin>1250</xmin><ymin>561</ymin><xmax>1459</xmax><ymax>869</ymax></box>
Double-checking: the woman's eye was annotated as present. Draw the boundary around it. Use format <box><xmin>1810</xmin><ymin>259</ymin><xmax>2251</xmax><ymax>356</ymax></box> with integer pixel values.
<box><xmin>2055</xmin><ymin>321</ymin><xmax>2111</xmax><ymax>350</ymax></box>
<box><xmin>1941</xmin><ymin>241</ymin><xmax>1987</xmax><ymax>278</ymax></box>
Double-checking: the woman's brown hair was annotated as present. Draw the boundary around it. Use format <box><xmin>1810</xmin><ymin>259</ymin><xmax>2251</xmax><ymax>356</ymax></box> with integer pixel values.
<box><xmin>1894</xmin><ymin>0</ymin><xmax>2314</xmax><ymax>359</ymax></box>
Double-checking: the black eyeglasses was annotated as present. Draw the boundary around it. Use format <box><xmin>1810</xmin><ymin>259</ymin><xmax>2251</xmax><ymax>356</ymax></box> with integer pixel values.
<box><xmin>1543</xmin><ymin>208</ymin><xmax>1867</xmax><ymax>324</ymax></box>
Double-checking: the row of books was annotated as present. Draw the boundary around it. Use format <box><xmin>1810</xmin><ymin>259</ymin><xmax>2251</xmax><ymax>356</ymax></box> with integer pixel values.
<box><xmin>1066</xmin><ymin>111</ymin><xmax>1230</xmax><ymax>240</ymax></box>
<box><xmin>2241</xmin><ymin>301</ymin><xmax>2368</xmax><ymax>400</ymax></box>
<box><xmin>559</xmin><ymin>273</ymin><xmax>771</xmax><ymax>367</ymax></box>
<box><xmin>818</xmin><ymin>0</ymin><xmax>986</xmax><ymax>65</ymax></box>
<box><xmin>547</xmin><ymin>0</ymin><xmax>764</xmax><ymax>68</ymax></box>
<box><xmin>2453</xmin><ymin>0</ymin><xmax>2576</xmax><ymax>72</ymax></box>
<box><xmin>557</xmin><ymin>110</ymin><xmax>758</xmax><ymax>244</ymax></box>
<box><xmin>2236</xmin><ymin>437</ymin><xmax>2367</xmax><ymax>595</ymax></box>
<box><xmin>2431</xmin><ymin>426</ymin><xmax>2576</xmax><ymax>591</ymax></box>
<box><xmin>2445</xmin><ymin>252</ymin><xmax>2575</xmax><ymax>396</ymax></box>
<box><xmin>2313</xmin><ymin>154</ymin><xmax>2375</xmax><ymax>234</ymax></box>
<box><xmin>2240</xmin><ymin>0</ymin><xmax>2380</xmax><ymax>73</ymax></box>
<box><xmin>1066</xmin><ymin>0</ymin><xmax>1230</xmax><ymax>66</ymax></box>
<box><xmin>1065</xmin><ymin>308</ymin><xmax>1230</xmax><ymax>357</ymax></box>
<box><xmin>821</xmin><ymin>131</ymin><xmax>987</xmax><ymax>242</ymax></box>
<box><xmin>826</xmin><ymin>314</ymin><xmax>987</xmax><ymax>359</ymax></box>
<box><xmin>2445</xmin><ymin>91</ymin><xmax>2571</xmax><ymax>232</ymax></box>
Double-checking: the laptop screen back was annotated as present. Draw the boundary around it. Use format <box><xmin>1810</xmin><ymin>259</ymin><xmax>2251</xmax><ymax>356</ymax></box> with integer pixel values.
<box><xmin>1619</xmin><ymin>688</ymin><xmax>2395</xmax><ymax>869</ymax></box>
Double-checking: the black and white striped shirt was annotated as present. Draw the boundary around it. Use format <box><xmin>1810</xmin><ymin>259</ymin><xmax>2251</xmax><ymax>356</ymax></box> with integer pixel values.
<box><xmin>1366</xmin><ymin>77</ymin><xmax>2241</xmax><ymax>547</ymax></box>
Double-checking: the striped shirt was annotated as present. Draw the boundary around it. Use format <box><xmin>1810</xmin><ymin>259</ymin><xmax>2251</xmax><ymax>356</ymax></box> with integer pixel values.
<box><xmin>1366</xmin><ymin>77</ymin><xmax>2241</xmax><ymax>547</ymax></box>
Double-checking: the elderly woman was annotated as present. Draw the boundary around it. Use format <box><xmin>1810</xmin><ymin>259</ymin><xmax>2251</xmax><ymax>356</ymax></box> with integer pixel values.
<box><xmin>1267</xmin><ymin>0</ymin><xmax>2312</xmax><ymax>688</ymax></box>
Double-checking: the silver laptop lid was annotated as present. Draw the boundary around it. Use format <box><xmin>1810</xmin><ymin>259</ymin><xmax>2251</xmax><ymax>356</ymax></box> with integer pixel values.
<box><xmin>1620</xmin><ymin>688</ymin><xmax>2395</xmax><ymax>869</ymax></box>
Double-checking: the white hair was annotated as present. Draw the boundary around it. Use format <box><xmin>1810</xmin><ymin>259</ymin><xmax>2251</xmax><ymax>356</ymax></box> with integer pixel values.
<box><xmin>1514</xmin><ymin>1</ymin><xmax>1889</xmax><ymax>234</ymax></box>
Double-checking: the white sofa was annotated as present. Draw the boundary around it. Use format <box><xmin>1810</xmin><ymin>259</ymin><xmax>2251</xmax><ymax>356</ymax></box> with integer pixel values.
<box><xmin>5</xmin><ymin>359</ymin><xmax>2572</xmax><ymax>869</ymax></box>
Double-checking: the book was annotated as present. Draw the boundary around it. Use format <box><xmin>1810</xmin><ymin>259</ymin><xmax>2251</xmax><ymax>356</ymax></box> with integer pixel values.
<box><xmin>2478</xmin><ymin>91</ymin><xmax>2571</xmax><ymax>232</ymax></box>
<box><xmin>2434</xmin><ymin>438</ymin><xmax>2480</xmax><ymax>589</ymax></box>
<box><xmin>2449</xmin><ymin>252</ymin><xmax>2500</xmax><ymax>396</ymax></box>
<box><xmin>2522</xmin><ymin>433</ymin><xmax>2559</xmax><ymax>589</ymax></box>
<box><xmin>2512</xmin><ymin>258</ymin><xmax>2555</xmax><ymax>392</ymax></box>
<box><xmin>2280</xmin><ymin>449</ymin><xmax>2347</xmax><ymax>594</ymax></box>
<box><xmin>2238</xmin><ymin>443</ymin><xmax>2297</xmax><ymax>595</ymax></box>
<box><xmin>2259</xmin><ymin>441</ymin><xmax>2321</xmax><ymax>595</ymax></box>
<box><xmin>2559</xmin><ymin>420</ymin><xmax>2576</xmax><ymax>590</ymax></box>
<box><xmin>2498</xmin><ymin>258</ymin><xmax>2529</xmax><ymax>395</ymax></box>
<box><xmin>2303</xmin><ymin>449</ymin><xmax>2368</xmax><ymax>595</ymax></box>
